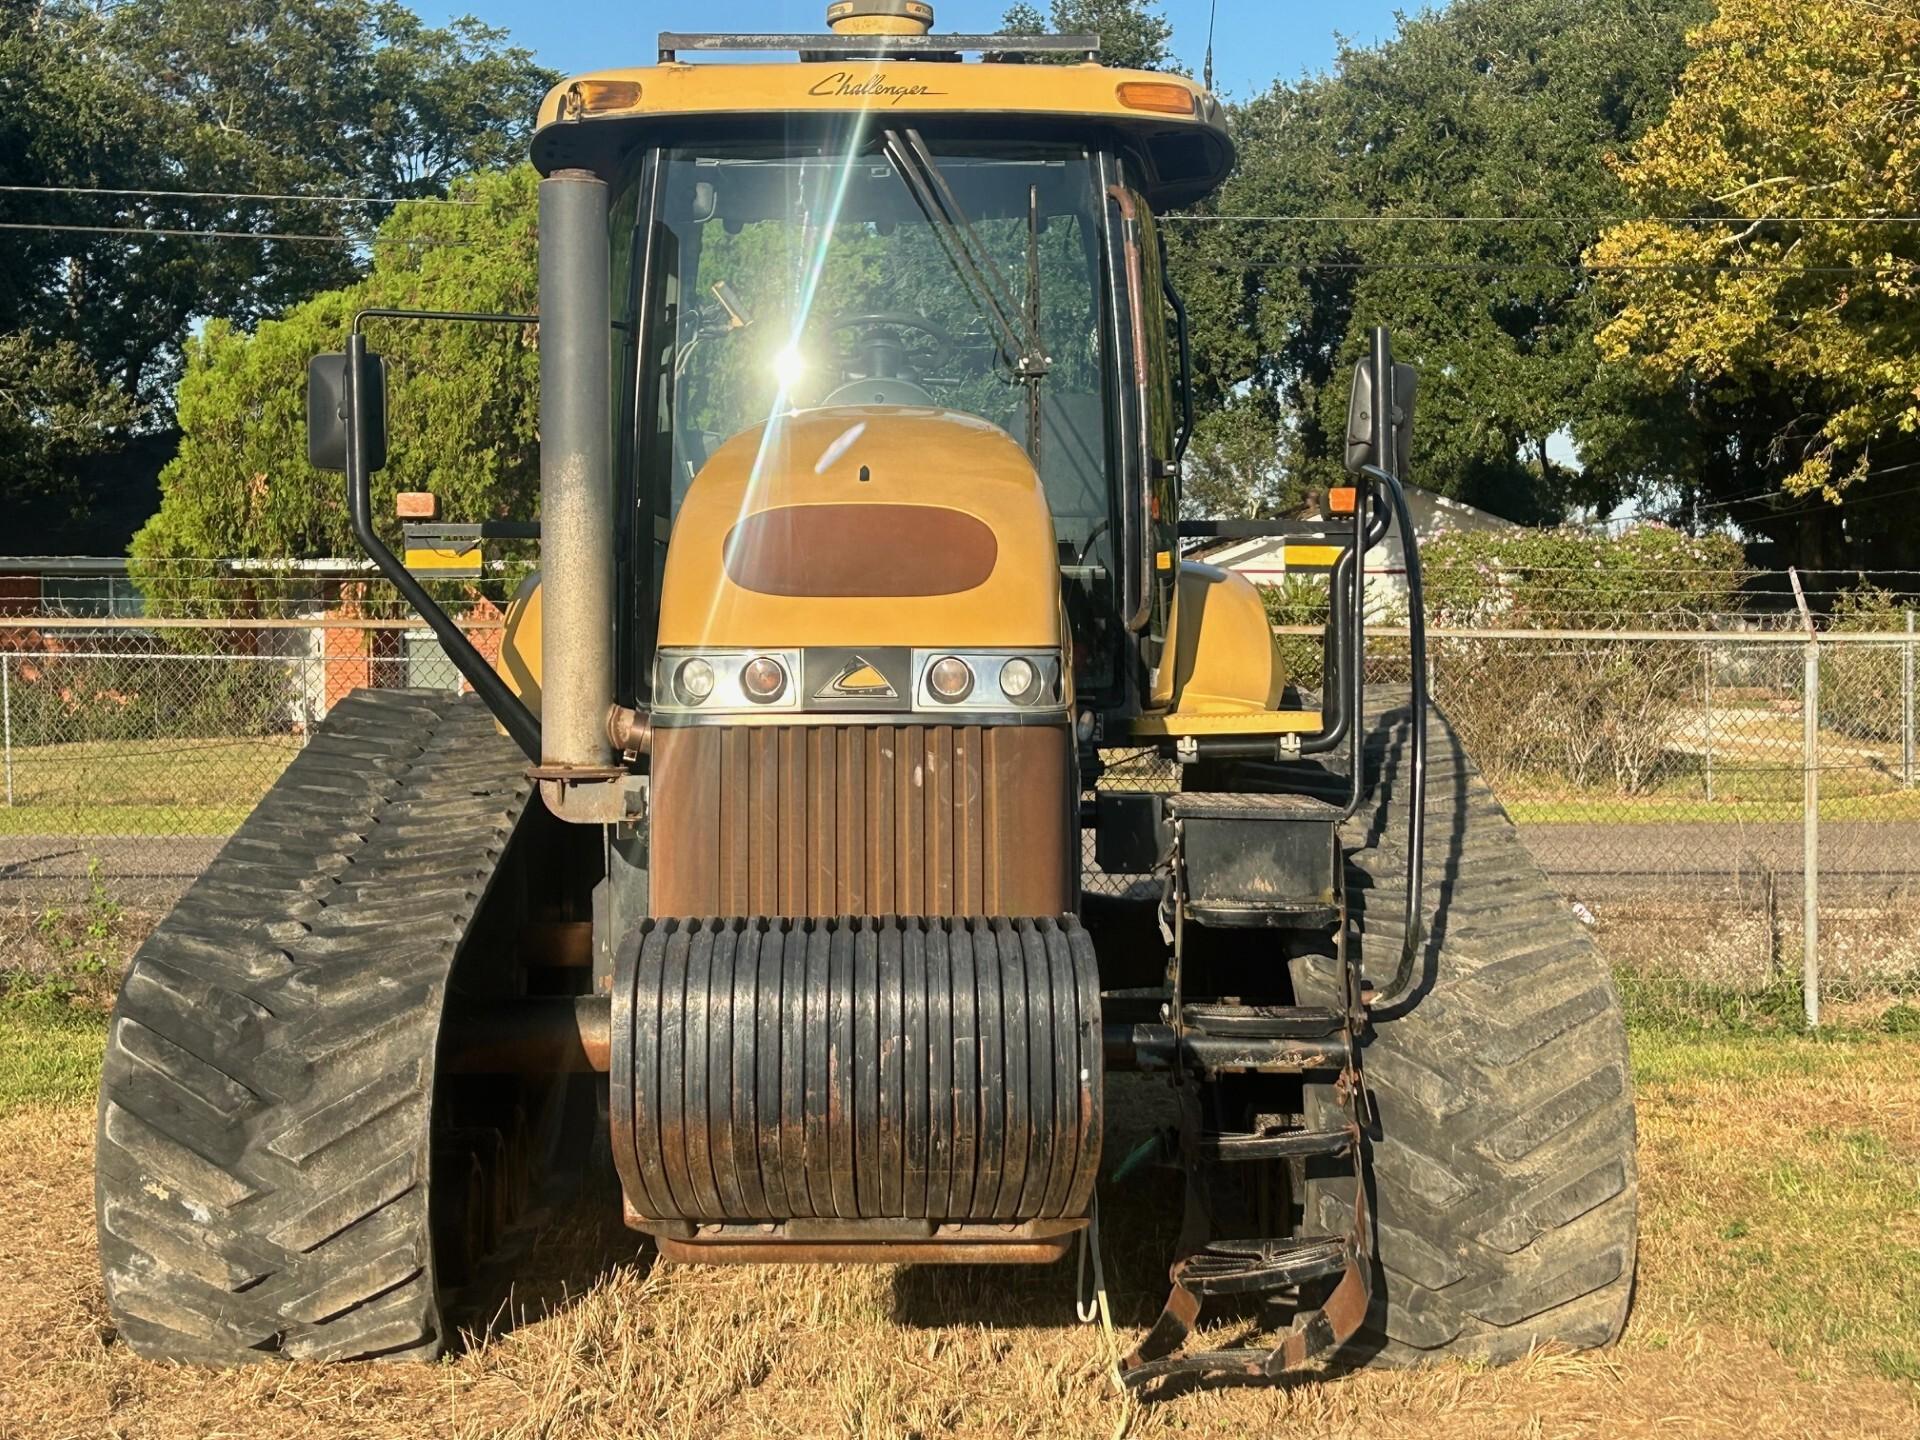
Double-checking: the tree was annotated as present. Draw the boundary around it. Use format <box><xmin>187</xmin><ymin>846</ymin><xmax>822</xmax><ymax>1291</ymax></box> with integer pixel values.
<box><xmin>0</xmin><ymin>332</ymin><xmax>141</xmax><ymax>500</ymax></box>
<box><xmin>1167</xmin><ymin>0</ymin><xmax>1709</xmax><ymax>523</ymax></box>
<box><xmin>1588</xmin><ymin>0</ymin><xmax>1920</xmax><ymax>571</ymax></box>
<box><xmin>1000</xmin><ymin>0</ymin><xmax>1174</xmax><ymax>70</ymax></box>
<box><xmin>131</xmin><ymin>166</ymin><xmax>539</xmax><ymax>593</ymax></box>
<box><xmin>0</xmin><ymin>0</ymin><xmax>554</xmax><ymax>515</ymax></box>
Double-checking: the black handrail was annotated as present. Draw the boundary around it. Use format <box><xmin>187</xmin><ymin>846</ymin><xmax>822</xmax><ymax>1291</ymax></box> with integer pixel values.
<box><xmin>1359</xmin><ymin>461</ymin><xmax>1428</xmax><ymax>1007</ymax></box>
<box><xmin>344</xmin><ymin>315</ymin><xmax>542</xmax><ymax>760</ymax></box>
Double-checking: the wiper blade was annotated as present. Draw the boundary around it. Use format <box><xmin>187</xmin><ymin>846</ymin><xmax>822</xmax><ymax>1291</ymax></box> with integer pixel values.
<box><xmin>881</xmin><ymin>129</ymin><xmax>1050</xmax><ymax>382</ymax></box>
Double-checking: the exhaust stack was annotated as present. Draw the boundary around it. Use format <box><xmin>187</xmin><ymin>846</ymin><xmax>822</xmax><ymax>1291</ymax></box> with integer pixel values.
<box><xmin>826</xmin><ymin>0</ymin><xmax>934</xmax><ymax>35</ymax></box>
<box><xmin>536</xmin><ymin>168</ymin><xmax>626</xmax><ymax>823</ymax></box>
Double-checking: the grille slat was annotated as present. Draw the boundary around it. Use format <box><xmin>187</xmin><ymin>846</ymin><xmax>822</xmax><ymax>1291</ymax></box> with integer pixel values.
<box><xmin>650</xmin><ymin>723</ymin><xmax>1071</xmax><ymax>918</ymax></box>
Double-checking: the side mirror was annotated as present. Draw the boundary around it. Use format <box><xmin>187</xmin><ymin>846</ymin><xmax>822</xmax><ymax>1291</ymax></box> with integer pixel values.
<box><xmin>1344</xmin><ymin>357</ymin><xmax>1417</xmax><ymax>476</ymax></box>
<box><xmin>306</xmin><ymin>351</ymin><xmax>388</xmax><ymax>473</ymax></box>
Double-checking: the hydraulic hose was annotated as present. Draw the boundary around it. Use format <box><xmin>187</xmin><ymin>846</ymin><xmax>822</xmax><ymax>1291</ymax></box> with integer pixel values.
<box><xmin>1361</xmin><ymin>463</ymin><xmax>1428</xmax><ymax>1008</ymax></box>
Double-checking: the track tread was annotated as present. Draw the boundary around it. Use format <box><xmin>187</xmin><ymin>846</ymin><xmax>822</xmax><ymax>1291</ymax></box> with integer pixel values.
<box><xmin>95</xmin><ymin>689</ymin><xmax>530</xmax><ymax>1364</ymax></box>
<box><xmin>1292</xmin><ymin>690</ymin><xmax>1639</xmax><ymax>1365</ymax></box>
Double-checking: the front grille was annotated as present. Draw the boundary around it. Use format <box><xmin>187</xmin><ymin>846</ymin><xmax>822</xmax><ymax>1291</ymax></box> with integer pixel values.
<box><xmin>650</xmin><ymin>723</ymin><xmax>1071</xmax><ymax>917</ymax></box>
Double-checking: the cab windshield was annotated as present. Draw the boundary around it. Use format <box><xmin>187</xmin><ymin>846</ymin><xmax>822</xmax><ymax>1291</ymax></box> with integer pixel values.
<box><xmin>641</xmin><ymin>133</ymin><xmax>1115</xmax><ymax>572</ymax></box>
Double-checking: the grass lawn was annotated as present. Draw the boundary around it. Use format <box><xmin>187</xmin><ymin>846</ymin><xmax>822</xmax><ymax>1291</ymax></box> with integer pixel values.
<box><xmin>2</xmin><ymin>1006</ymin><xmax>1917</xmax><ymax>1437</ymax></box>
<box><xmin>0</xmin><ymin>1006</ymin><xmax>104</xmax><ymax>1115</ymax></box>
<box><xmin>0</xmin><ymin>734</ymin><xmax>300</xmax><ymax>835</ymax></box>
<box><xmin>1508</xmin><ymin>790</ymin><xmax>1920</xmax><ymax>824</ymax></box>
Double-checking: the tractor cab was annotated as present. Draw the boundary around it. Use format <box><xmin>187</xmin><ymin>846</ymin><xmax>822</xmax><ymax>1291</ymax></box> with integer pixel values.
<box><xmin>527</xmin><ymin>3</ymin><xmax>1234</xmax><ymax>729</ymax></box>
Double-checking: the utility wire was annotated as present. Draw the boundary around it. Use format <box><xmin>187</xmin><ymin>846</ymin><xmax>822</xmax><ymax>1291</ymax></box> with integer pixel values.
<box><xmin>0</xmin><ymin>183</ymin><xmax>474</xmax><ymax>207</ymax></box>
<box><xmin>0</xmin><ymin>220</ymin><xmax>475</xmax><ymax>246</ymax></box>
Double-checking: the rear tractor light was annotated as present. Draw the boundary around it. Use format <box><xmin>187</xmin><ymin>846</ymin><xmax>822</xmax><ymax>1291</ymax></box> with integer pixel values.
<box><xmin>928</xmin><ymin>656</ymin><xmax>974</xmax><ymax>702</ymax></box>
<box><xmin>741</xmin><ymin>655</ymin><xmax>788</xmax><ymax>703</ymax></box>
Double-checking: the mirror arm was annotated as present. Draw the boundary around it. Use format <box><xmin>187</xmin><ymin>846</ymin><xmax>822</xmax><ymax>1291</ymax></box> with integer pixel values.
<box><xmin>343</xmin><ymin>321</ymin><xmax>542</xmax><ymax>761</ymax></box>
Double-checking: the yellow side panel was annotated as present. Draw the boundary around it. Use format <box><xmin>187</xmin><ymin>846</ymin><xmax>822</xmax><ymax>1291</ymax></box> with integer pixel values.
<box><xmin>404</xmin><ymin>543</ymin><xmax>482</xmax><ymax>578</ymax></box>
<box><xmin>1134</xmin><ymin>711</ymin><xmax>1324</xmax><ymax>737</ymax></box>
<box><xmin>498</xmin><ymin>572</ymin><xmax>542</xmax><ymax>719</ymax></box>
<box><xmin>657</xmin><ymin>405</ymin><xmax>1061</xmax><ymax>650</ymax></box>
<box><xmin>1160</xmin><ymin>561</ymin><xmax>1289</xmax><ymax>716</ymax></box>
<box><xmin>1281</xmin><ymin>544</ymin><xmax>1344</xmax><ymax>570</ymax></box>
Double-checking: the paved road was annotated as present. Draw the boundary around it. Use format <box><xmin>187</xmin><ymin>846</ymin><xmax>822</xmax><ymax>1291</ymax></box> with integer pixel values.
<box><xmin>1518</xmin><ymin>819</ymin><xmax>1920</xmax><ymax>900</ymax></box>
<box><xmin>4</xmin><ymin>818</ymin><xmax>1917</xmax><ymax>912</ymax></box>
<box><xmin>0</xmin><ymin>835</ymin><xmax>224</xmax><ymax>909</ymax></box>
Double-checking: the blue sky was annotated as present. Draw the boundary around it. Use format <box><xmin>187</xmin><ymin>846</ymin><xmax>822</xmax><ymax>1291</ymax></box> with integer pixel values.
<box><xmin>424</xmin><ymin>1</ymin><xmax>1410</xmax><ymax>102</ymax></box>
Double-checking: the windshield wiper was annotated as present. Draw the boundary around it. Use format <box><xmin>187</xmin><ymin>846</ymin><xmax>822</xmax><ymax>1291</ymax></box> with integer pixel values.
<box><xmin>881</xmin><ymin>129</ymin><xmax>1050</xmax><ymax>460</ymax></box>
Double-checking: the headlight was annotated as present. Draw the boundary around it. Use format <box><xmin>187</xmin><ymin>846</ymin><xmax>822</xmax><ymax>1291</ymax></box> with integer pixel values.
<box><xmin>999</xmin><ymin>657</ymin><xmax>1040</xmax><ymax>704</ymax></box>
<box><xmin>675</xmin><ymin>657</ymin><xmax>715</xmax><ymax>704</ymax></box>
<box><xmin>741</xmin><ymin>655</ymin><xmax>787</xmax><ymax>703</ymax></box>
<box><xmin>928</xmin><ymin>656</ymin><xmax>974</xmax><ymax>702</ymax></box>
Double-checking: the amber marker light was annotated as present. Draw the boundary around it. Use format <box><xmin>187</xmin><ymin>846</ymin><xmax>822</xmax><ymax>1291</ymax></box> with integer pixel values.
<box><xmin>928</xmin><ymin>657</ymin><xmax>974</xmax><ymax>702</ymax></box>
<box><xmin>1116</xmin><ymin>82</ymin><xmax>1196</xmax><ymax>116</ymax></box>
<box><xmin>741</xmin><ymin>656</ymin><xmax>788</xmax><ymax>703</ymax></box>
<box><xmin>564</xmin><ymin>79</ymin><xmax>642</xmax><ymax>118</ymax></box>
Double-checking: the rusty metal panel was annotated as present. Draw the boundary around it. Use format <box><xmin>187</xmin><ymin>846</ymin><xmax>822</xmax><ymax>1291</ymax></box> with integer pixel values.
<box><xmin>649</xmin><ymin>723</ymin><xmax>1072</xmax><ymax>918</ymax></box>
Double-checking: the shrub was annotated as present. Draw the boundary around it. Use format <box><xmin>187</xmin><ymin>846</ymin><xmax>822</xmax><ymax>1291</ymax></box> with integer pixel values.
<box><xmin>1821</xmin><ymin>586</ymin><xmax>1911</xmax><ymax>743</ymax></box>
<box><xmin>1420</xmin><ymin>526</ymin><xmax>1748</xmax><ymax>795</ymax></box>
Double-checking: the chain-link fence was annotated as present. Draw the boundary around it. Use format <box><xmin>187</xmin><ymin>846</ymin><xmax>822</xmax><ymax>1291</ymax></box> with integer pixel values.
<box><xmin>5</xmin><ymin>615</ymin><xmax>1917</xmax><ymax>1025</ymax></box>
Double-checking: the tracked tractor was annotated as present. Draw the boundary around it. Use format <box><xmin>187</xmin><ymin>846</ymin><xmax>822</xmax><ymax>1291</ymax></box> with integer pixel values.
<box><xmin>96</xmin><ymin>1</ymin><xmax>1637</xmax><ymax>1388</ymax></box>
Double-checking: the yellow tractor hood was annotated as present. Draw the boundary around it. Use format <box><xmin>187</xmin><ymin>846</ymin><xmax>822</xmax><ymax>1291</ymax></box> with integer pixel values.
<box><xmin>656</xmin><ymin>405</ymin><xmax>1062</xmax><ymax>650</ymax></box>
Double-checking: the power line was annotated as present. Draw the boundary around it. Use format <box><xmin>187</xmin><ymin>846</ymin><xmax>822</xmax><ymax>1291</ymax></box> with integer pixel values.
<box><xmin>0</xmin><ymin>183</ymin><xmax>474</xmax><ymax>207</ymax></box>
<box><xmin>0</xmin><ymin>220</ymin><xmax>476</xmax><ymax>246</ymax></box>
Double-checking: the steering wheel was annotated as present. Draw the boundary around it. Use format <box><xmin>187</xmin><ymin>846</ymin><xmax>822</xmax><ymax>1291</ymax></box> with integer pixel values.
<box><xmin>823</xmin><ymin>312</ymin><xmax>958</xmax><ymax>383</ymax></box>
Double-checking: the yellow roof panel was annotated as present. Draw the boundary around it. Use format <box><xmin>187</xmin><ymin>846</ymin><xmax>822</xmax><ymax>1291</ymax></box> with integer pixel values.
<box><xmin>531</xmin><ymin>60</ymin><xmax>1233</xmax><ymax>206</ymax></box>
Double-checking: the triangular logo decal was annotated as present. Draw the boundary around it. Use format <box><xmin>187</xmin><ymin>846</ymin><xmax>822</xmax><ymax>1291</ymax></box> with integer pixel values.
<box><xmin>818</xmin><ymin>656</ymin><xmax>897</xmax><ymax>700</ymax></box>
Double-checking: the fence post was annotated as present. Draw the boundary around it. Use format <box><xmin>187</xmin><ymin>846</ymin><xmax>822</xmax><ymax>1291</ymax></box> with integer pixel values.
<box><xmin>2</xmin><ymin>654</ymin><xmax>11</xmax><ymax>807</ymax></box>
<box><xmin>1904</xmin><ymin>609</ymin><xmax>1914</xmax><ymax>789</ymax></box>
<box><xmin>1802</xmin><ymin>638</ymin><xmax>1820</xmax><ymax>1028</ymax></box>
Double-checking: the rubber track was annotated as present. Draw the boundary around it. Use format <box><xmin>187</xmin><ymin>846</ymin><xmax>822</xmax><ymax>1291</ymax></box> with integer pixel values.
<box><xmin>1289</xmin><ymin>690</ymin><xmax>1639</xmax><ymax>1364</ymax></box>
<box><xmin>95</xmin><ymin>690</ymin><xmax>531</xmax><ymax>1363</ymax></box>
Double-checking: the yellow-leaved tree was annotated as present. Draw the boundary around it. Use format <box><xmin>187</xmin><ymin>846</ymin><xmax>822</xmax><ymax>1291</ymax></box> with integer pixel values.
<box><xmin>1589</xmin><ymin>0</ymin><xmax>1920</xmax><ymax>502</ymax></box>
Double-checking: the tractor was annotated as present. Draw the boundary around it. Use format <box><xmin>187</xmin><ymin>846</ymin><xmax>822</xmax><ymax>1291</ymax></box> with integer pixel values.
<box><xmin>96</xmin><ymin>0</ymin><xmax>1636</xmax><ymax>1390</ymax></box>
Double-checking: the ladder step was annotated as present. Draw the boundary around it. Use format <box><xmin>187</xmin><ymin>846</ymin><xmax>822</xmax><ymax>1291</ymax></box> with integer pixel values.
<box><xmin>1120</xmin><ymin>1345</ymin><xmax>1279</xmax><ymax>1387</ymax></box>
<box><xmin>1195</xmin><ymin>1127</ymin><xmax>1352</xmax><ymax>1163</ymax></box>
<box><xmin>1175</xmin><ymin>1236</ymin><xmax>1351</xmax><ymax>1297</ymax></box>
<box><xmin>1182</xmin><ymin>1003</ymin><xmax>1347</xmax><ymax>1039</ymax></box>
<box><xmin>1166</xmin><ymin>793</ymin><xmax>1344</xmax><ymax>822</ymax></box>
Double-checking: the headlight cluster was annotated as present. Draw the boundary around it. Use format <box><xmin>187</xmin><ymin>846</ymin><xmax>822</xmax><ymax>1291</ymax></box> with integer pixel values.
<box><xmin>655</xmin><ymin>648</ymin><xmax>1065</xmax><ymax>716</ymax></box>
<box><xmin>916</xmin><ymin>651</ymin><xmax>1063</xmax><ymax>712</ymax></box>
<box><xmin>660</xmin><ymin>650</ymin><xmax>803</xmax><ymax>712</ymax></box>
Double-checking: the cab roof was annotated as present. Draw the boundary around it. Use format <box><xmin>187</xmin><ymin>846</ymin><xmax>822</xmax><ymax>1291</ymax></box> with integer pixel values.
<box><xmin>530</xmin><ymin>52</ymin><xmax>1234</xmax><ymax>210</ymax></box>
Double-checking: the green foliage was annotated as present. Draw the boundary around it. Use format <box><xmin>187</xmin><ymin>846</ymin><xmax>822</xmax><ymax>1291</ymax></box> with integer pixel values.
<box><xmin>131</xmin><ymin>165</ymin><xmax>540</xmax><ymax>586</ymax></box>
<box><xmin>1167</xmin><ymin>0</ymin><xmax>1709</xmax><ymax>524</ymax></box>
<box><xmin>1591</xmin><ymin>0</ymin><xmax>1920</xmax><ymax>571</ymax></box>
<box><xmin>3</xmin><ymin>652</ymin><xmax>294</xmax><ymax>746</ymax></box>
<box><xmin>1421</xmin><ymin>524</ymin><xmax>1747</xmax><ymax>628</ymax></box>
<box><xmin>0</xmin><ymin>0</ymin><xmax>554</xmax><ymax>508</ymax></box>
<box><xmin>0</xmin><ymin>331</ymin><xmax>141</xmax><ymax>499</ymax></box>
<box><xmin>1423</xmin><ymin>525</ymin><xmax>1747</xmax><ymax>795</ymax></box>
<box><xmin>1821</xmin><ymin>586</ymin><xmax>1912</xmax><ymax>743</ymax></box>
<box><xmin>1000</xmin><ymin>0</ymin><xmax>1175</xmax><ymax>70</ymax></box>
<box><xmin>1257</xmin><ymin>575</ymin><xmax>1330</xmax><ymax>690</ymax></box>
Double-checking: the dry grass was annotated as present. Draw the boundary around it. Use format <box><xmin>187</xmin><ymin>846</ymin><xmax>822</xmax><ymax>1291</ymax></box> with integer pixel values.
<box><xmin>3</xmin><ymin>1037</ymin><xmax>1919</xmax><ymax>1439</ymax></box>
